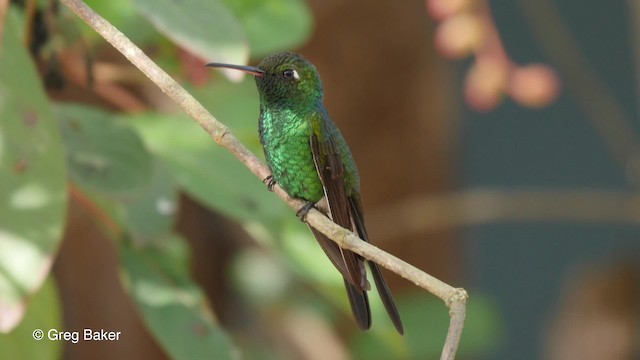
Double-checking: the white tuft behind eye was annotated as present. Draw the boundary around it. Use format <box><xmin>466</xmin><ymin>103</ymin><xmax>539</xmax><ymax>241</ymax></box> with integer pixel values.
<box><xmin>283</xmin><ymin>69</ymin><xmax>300</xmax><ymax>80</ymax></box>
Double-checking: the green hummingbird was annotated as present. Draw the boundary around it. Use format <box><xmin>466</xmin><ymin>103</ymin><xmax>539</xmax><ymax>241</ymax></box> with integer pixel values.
<box><xmin>206</xmin><ymin>52</ymin><xmax>403</xmax><ymax>334</ymax></box>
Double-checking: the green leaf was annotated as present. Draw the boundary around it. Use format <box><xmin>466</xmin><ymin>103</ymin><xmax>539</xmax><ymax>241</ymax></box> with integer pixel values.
<box><xmin>0</xmin><ymin>277</ymin><xmax>62</xmax><ymax>360</ymax></box>
<box><xmin>82</xmin><ymin>0</ymin><xmax>158</xmax><ymax>45</ymax></box>
<box><xmin>132</xmin><ymin>112</ymin><xmax>287</xmax><ymax>222</ymax></box>
<box><xmin>122</xmin><ymin>159</ymin><xmax>178</xmax><ymax>244</ymax></box>
<box><xmin>0</xmin><ymin>9</ymin><xmax>67</xmax><ymax>333</ymax></box>
<box><xmin>230</xmin><ymin>247</ymin><xmax>290</xmax><ymax>306</ymax></box>
<box><xmin>54</xmin><ymin>104</ymin><xmax>153</xmax><ymax>198</ymax></box>
<box><xmin>186</xmin><ymin>77</ymin><xmax>261</xmax><ymax>149</ymax></box>
<box><xmin>279</xmin><ymin>219</ymin><xmax>343</xmax><ymax>287</ymax></box>
<box><xmin>221</xmin><ymin>0</ymin><xmax>313</xmax><ymax>57</ymax></box>
<box><xmin>120</xmin><ymin>236</ymin><xmax>238</xmax><ymax>360</ymax></box>
<box><xmin>130</xmin><ymin>0</ymin><xmax>248</xmax><ymax>69</ymax></box>
<box><xmin>127</xmin><ymin>79</ymin><xmax>288</xmax><ymax>223</ymax></box>
<box><xmin>456</xmin><ymin>295</ymin><xmax>503</xmax><ymax>356</ymax></box>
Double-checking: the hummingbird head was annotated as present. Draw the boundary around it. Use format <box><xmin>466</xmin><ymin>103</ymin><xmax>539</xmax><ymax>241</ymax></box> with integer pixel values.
<box><xmin>206</xmin><ymin>52</ymin><xmax>323</xmax><ymax>111</ymax></box>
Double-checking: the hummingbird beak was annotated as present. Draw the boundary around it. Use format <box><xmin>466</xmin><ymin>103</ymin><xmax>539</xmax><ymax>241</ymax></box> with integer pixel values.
<box><xmin>205</xmin><ymin>62</ymin><xmax>265</xmax><ymax>77</ymax></box>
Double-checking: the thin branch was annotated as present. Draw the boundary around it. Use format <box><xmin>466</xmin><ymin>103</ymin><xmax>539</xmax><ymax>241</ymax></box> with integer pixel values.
<box><xmin>59</xmin><ymin>0</ymin><xmax>468</xmax><ymax>358</ymax></box>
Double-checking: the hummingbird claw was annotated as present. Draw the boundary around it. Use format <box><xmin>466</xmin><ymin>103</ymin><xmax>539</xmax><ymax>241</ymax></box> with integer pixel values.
<box><xmin>263</xmin><ymin>175</ymin><xmax>276</xmax><ymax>191</ymax></box>
<box><xmin>296</xmin><ymin>201</ymin><xmax>316</xmax><ymax>221</ymax></box>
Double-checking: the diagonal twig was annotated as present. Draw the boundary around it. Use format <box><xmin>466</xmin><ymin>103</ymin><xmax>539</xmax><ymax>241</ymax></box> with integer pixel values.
<box><xmin>58</xmin><ymin>0</ymin><xmax>468</xmax><ymax>358</ymax></box>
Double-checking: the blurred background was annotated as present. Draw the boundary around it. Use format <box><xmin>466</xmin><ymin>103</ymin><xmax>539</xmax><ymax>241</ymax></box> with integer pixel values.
<box><xmin>1</xmin><ymin>0</ymin><xmax>639</xmax><ymax>359</ymax></box>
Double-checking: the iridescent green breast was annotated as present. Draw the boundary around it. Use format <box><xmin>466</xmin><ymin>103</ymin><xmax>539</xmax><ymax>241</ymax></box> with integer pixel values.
<box><xmin>259</xmin><ymin>108</ymin><xmax>325</xmax><ymax>201</ymax></box>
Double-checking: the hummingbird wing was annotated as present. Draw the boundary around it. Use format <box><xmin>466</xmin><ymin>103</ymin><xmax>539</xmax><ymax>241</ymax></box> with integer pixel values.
<box><xmin>309</xmin><ymin>129</ymin><xmax>369</xmax><ymax>292</ymax></box>
<box><xmin>309</xmin><ymin>111</ymin><xmax>403</xmax><ymax>334</ymax></box>
<box><xmin>307</xmin><ymin>114</ymin><xmax>371</xmax><ymax>330</ymax></box>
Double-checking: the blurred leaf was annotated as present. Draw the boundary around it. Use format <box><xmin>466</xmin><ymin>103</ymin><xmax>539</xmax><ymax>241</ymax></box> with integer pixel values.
<box><xmin>241</xmin><ymin>219</ymin><xmax>366</xmax><ymax>328</ymax></box>
<box><xmin>456</xmin><ymin>294</ymin><xmax>503</xmax><ymax>356</ymax></box>
<box><xmin>82</xmin><ymin>0</ymin><xmax>158</xmax><ymax>45</ymax></box>
<box><xmin>187</xmin><ymin>77</ymin><xmax>261</xmax><ymax>149</ymax></box>
<box><xmin>352</xmin><ymin>292</ymin><xmax>502</xmax><ymax>359</ymax></box>
<box><xmin>128</xmin><ymin>79</ymin><xmax>287</xmax><ymax>222</ymax></box>
<box><xmin>231</xmin><ymin>247</ymin><xmax>290</xmax><ymax>305</ymax></box>
<box><xmin>239</xmin><ymin>344</ymin><xmax>281</xmax><ymax>360</ymax></box>
<box><xmin>122</xmin><ymin>159</ymin><xmax>178</xmax><ymax>244</ymax></box>
<box><xmin>0</xmin><ymin>277</ymin><xmax>62</xmax><ymax>360</ymax></box>
<box><xmin>120</xmin><ymin>235</ymin><xmax>238</xmax><ymax>360</ymax></box>
<box><xmin>55</xmin><ymin>104</ymin><xmax>152</xmax><ymax>198</ymax></box>
<box><xmin>130</xmin><ymin>0</ymin><xmax>248</xmax><ymax>71</ymax></box>
<box><xmin>280</xmin><ymin>219</ymin><xmax>343</xmax><ymax>287</ymax></box>
<box><xmin>221</xmin><ymin>0</ymin><xmax>313</xmax><ymax>58</ymax></box>
<box><xmin>0</xmin><ymin>9</ymin><xmax>67</xmax><ymax>333</ymax></box>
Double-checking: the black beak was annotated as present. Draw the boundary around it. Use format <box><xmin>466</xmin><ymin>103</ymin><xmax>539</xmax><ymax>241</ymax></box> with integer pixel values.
<box><xmin>205</xmin><ymin>62</ymin><xmax>265</xmax><ymax>77</ymax></box>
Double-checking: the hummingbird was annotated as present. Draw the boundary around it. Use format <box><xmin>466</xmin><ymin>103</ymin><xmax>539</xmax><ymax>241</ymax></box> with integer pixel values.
<box><xmin>206</xmin><ymin>52</ymin><xmax>403</xmax><ymax>334</ymax></box>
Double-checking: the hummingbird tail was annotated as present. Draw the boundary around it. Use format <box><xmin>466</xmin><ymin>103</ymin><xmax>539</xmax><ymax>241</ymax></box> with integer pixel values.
<box><xmin>344</xmin><ymin>278</ymin><xmax>371</xmax><ymax>331</ymax></box>
<box><xmin>349</xmin><ymin>197</ymin><xmax>405</xmax><ymax>334</ymax></box>
<box><xmin>369</xmin><ymin>262</ymin><xmax>404</xmax><ymax>334</ymax></box>
<box><xmin>308</xmin><ymin>226</ymin><xmax>372</xmax><ymax>329</ymax></box>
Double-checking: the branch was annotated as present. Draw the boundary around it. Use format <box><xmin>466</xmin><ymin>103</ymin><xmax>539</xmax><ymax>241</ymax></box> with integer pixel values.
<box><xmin>59</xmin><ymin>1</ymin><xmax>468</xmax><ymax>358</ymax></box>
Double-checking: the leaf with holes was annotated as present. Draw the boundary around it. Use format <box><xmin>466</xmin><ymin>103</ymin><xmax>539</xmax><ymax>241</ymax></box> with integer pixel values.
<box><xmin>128</xmin><ymin>78</ymin><xmax>288</xmax><ymax>223</ymax></box>
<box><xmin>0</xmin><ymin>278</ymin><xmax>62</xmax><ymax>359</ymax></box>
<box><xmin>54</xmin><ymin>104</ymin><xmax>152</xmax><ymax>198</ymax></box>
<box><xmin>0</xmin><ymin>9</ymin><xmax>67</xmax><ymax>333</ymax></box>
<box><xmin>122</xmin><ymin>159</ymin><xmax>178</xmax><ymax>244</ymax></box>
<box><xmin>120</xmin><ymin>236</ymin><xmax>238</xmax><ymax>360</ymax></box>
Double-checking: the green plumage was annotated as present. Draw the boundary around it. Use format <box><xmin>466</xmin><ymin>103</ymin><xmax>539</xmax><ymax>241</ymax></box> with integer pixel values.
<box><xmin>254</xmin><ymin>52</ymin><xmax>359</xmax><ymax>203</ymax></box>
<box><xmin>258</xmin><ymin>108</ymin><xmax>324</xmax><ymax>201</ymax></box>
<box><xmin>206</xmin><ymin>52</ymin><xmax>403</xmax><ymax>334</ymax></box>
<box><xmin>259</xmin><ymin>108</ymin><xmax>360</xmax><ymax>202</ymax></box>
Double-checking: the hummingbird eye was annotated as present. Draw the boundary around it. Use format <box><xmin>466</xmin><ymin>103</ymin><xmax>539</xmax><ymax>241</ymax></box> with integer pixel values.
<box><xmin>282</xmin><ymin>69</ymin><xmax>300</xmax><ymax>81</ymax></box>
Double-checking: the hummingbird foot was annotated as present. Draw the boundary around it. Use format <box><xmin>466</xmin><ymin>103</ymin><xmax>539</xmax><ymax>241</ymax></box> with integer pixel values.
<box><xmin>262</xmin><ymin>175</ymin><xmax>277</xmax><ymax>191</ymax></box>
<box><xmin>296</xmin><ymin>201</ymin><xmax>316</xmax><ymax>221</ymax></box>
